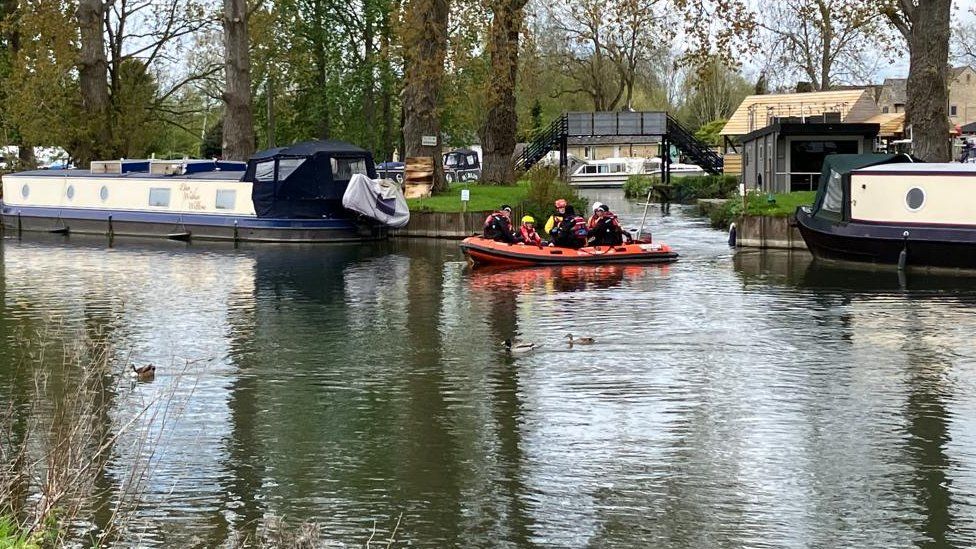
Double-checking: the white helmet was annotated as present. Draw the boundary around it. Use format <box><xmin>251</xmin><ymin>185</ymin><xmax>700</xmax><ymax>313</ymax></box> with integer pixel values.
<box><xmin>592</xmin><ymin>201</ymin><xmax>604</xmax><ymax>212</ymax></box>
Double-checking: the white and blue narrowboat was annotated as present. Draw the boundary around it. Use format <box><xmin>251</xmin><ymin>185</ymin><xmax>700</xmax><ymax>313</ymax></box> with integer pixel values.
<box><xmin>1</xmin><ymin>140</ymin><xmax>406</xmax><ymax>242</ymax></box>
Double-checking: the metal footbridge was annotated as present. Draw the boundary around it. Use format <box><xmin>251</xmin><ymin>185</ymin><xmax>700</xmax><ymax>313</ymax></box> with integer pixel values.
<box><xmin>517</xmin><ymin>111</ymin><xmax>724</xmax><ymax>177</ymax></box>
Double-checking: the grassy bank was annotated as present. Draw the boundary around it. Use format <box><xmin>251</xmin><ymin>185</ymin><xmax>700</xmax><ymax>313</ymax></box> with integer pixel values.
<box><xmin>407</xmin><ymin>182</ymin><xmax>530</xmax><ymax>213</ymax></box>
<box><xmin>709</xmin><ymin>191</ymin><xmax>816</xmax><ymax>228</ymax></box>
<box><xmin>406</xmin><ymin>167</ymin><xmax>587</xmax><ymax>223</ymax></box>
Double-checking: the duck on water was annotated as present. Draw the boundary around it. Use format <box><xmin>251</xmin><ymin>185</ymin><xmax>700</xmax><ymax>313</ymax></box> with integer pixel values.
<box><xmin>0</xmin><ymin>140</ymin><xmax>409</xmax><ymax>243</ymax></box>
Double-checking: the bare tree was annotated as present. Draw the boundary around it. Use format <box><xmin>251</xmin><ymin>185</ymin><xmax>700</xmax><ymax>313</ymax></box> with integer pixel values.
<box><xmin>755</xmin><ymin>0</ymin><xmax>892</xmax><ymax>90</ymax></box>
<box><xmin>401</xmin><ymin>0</ymin><xmax>449</xmax><ymax>191</ymax></box>
<box><xmin>544</xmin><ymin>0</ymin><xmax>666</xmax><ymax>111</ymax></box>
<box><xmin>478</xmin><ymin>0</ymin><xmax>528</xmax><ymax>184</ymax></box>
<box><xmin>881</xmin><ymin>0</ymin><xmax>951</xmax><ymax>162</ymax></box>
<box><xmin>222</xmin><ymin>0</ymin><xmax>255</xmax><ymax>160</ymax></box>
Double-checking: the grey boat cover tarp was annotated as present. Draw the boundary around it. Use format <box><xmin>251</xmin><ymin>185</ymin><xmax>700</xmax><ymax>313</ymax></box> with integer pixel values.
<box><xmin>342</xmin><ymin>174</ymin><xmax>410</xmax><ymax>228</ymax></box>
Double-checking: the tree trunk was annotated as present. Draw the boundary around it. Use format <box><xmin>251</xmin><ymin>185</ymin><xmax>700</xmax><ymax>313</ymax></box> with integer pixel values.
<box><xmin>222</xmin><ymin>0</ymin><xmax>255</xmax><ymax>161</ymax></box>
<box><xmin>478</xmin><ymin>0</ymin><xmax>525</xmax><ymax>185</ymax></box>
<box><xmin>75</xmin><ymin>0</ymin><xmax>112</xmax><ymax>166</ymax></box>
<box><xmin>888</xmin><ymin>0</ymin><xmax>951</xmax><ymax>162</ymax></box>
<box><xmin>401</xmin><ymin>0</ymin><xmax>448</xmax><ymax>191</ymax></box>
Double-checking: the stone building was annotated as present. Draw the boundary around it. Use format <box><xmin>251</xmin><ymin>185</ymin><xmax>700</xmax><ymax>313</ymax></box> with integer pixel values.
<box><xmin>877</xmin><ymin>66</ymin><xmax>976</xmax><ymax>127</ymax></box>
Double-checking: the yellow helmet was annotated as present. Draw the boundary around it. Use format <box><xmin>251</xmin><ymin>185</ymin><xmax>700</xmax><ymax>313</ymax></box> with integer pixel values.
<box><xmin>521</xmin><ymin>215</ymin><xmax>535</xmax><ymax>224</ymax></box>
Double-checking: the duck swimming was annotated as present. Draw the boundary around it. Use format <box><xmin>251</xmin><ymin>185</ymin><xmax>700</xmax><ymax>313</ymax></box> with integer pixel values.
<box><xmin>503</xmin><ymin>339</ymin><xmax>537</xmax><ymax>353</ymax></box>
<box><xmin>565</xmin><ymin>334</ymin><xmax>594</xmax><ymax>345</ymax></box>
<box><xmin>131</xmin><ymin>364</ymin><xmax>156</xmax><ymax>380</ymax></box>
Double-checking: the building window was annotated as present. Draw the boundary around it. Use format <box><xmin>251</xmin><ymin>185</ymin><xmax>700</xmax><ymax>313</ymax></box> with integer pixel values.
<box><xmin>951</xmin><ymin>105</ymin><xmax>958</xmax><ymax>117</ymax></box>
<box><xmin>882</xmin><ymin>106</ymin><xmax>890</xmax><ymax>114</ymax></box>
<box><xmin>895</xmin><ymin>103</ymin><xmax>904</xmax><ymax>113</ymax></box>
<box><xmin>584</xmin><ymin>146</ymin><xmax>592</xmax><ymax>159</ymax></box>
<box><xmin>148</xmin><ymin>187</ymin><xmax>171</xmax><ymax>207</ymax></box>
<box><xmin>215</xmin><ymin>189</ymin><xmax>236</xmax><ymax>210</ymax></box>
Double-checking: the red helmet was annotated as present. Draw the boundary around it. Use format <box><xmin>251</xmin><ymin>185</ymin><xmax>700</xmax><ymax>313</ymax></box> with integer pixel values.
<box><xmin>555</xmin><ymin>199</ymin><xmax>568</xmax><ymax>208</ymax></box>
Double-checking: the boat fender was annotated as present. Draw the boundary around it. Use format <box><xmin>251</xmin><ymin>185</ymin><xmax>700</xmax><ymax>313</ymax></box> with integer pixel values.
<box><xmin>728</xmin><ymin>222</ymin><xmax>737</xmax><ymax>247</ymax></box>
<box><xmin>898</xmin><ymin>230</ymin><xmax>909</xmax><ymax>271</ymax></box>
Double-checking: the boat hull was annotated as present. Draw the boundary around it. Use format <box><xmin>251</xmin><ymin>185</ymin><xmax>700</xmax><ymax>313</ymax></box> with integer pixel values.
<box><xmin>795</xmin><ymin>207</ymin><xmax>976</xmax><ymax>269</ymax></box>
<box><xmin>460</xmin><ymin>236</ymin><xmax>679</xmax><ymax>266</ymax></box>
<box><xmin>1</xmin><ymin>204</ymin><xmax>387</xmax><ymax>242</ymax></box>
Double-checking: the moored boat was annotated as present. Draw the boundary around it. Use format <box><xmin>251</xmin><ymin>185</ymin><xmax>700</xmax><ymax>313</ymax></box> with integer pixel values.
<box><xmin>1</xmin><ymin>140</ymin><xmax>408</xmax><ymax>243</ymax></box>
<box><xmin>460</xmin><ymin>236</ymin><xmax>679</xmax><ymax>266</ymax></box>
<box><xmin>569</xmin><ymin>156</ymin><xmax>705</xmax><ymax>188</ymax></box>
<box><xmin>795</xmin><ymin>154</ymin><xmax>976</xmax><ymax>269</ymax></box>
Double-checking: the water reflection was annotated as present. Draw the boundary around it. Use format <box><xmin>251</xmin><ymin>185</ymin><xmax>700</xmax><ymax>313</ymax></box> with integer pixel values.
<box><xmin>3</xmin><ymin>207</ymin><xmax>976</xmax><ymax>547</ymax></box>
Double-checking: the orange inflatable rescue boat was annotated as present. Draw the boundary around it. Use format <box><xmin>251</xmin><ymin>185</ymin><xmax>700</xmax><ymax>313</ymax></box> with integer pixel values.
<box><xmin>460</xmin><ymin>236</ymin><xmax>679</xmax><ymax>267</ymax></box>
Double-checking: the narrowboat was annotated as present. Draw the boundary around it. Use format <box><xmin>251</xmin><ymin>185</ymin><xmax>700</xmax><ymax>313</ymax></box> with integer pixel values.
<box><xmin>460</xmin><ymin>236</ymin><xmax>679</xmax><ymax>266</ymax></box>
<box><xmin>795</xmin><ymin>153</ymin><xmax>976</xmax><ymax>269</ymax></box>
<box><xmin>0</xmin><ymin>140</ymin><xmax>408</xmax><ymax>243</ymax></box>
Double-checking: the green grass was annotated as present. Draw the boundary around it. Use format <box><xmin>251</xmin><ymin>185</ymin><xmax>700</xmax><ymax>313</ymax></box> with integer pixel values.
<box><xmin>407</xmin><ymin>182</ymin><xmax>529</xmax><ymax>213</ymax></box>
<box><xmin>0</xmin><ymin>516</ymin><xmax>41</xmax><ymax>549</ymax></box>
<box><xmin>708</xmin><ymin>191</ymin><xmax>816</xmax><ymax>229</ymax></box>
<box><xmin>740</xmin><ymin>191</ymin><xmax>816</xmax><ymax>217</ymax></box>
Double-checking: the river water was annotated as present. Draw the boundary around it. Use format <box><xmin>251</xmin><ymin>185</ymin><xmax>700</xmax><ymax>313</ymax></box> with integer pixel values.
<box><xmin>2</xmin><ymin>190</ymin><xmax>976</xmax><ymax>547</ymax></box>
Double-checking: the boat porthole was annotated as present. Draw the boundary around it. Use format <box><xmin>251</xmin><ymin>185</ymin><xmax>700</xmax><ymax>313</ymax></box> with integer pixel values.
<box><xmin>66</xmin><ymin>185</ymin><xmax>75</xmax><ymax>200</ymax></box>
<box><xmin>21</xmin><ymin>184</ymin><xmax>29</xmax><ymax>199</ymax></box>
<box><xmin>99</xmin><ymin>186</ymin><xmax>109</xmax><ymax>201</ymax></box>
<box><xmin>905</xmin><ymin>187</ymin><xmax>925</xmax><ymax>211</ymax></box>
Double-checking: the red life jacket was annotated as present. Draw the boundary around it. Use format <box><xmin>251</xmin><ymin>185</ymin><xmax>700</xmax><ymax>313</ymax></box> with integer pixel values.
<box><xmin>519</xmin><ymin>224</ymin><xmax>542</xmax><ymax>245</ymax></box>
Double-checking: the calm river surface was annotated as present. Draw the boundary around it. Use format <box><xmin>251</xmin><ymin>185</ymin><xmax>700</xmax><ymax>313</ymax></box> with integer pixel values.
<box><xmin>3</xmin><ymin>190</ymin><xmax>976</xmax><ymax>547</ymax></box>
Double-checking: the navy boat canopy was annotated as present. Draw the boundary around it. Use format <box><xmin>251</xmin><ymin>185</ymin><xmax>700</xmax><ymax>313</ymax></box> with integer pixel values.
<box><xmin>246</xmin><ymin>140</ymin><xmax>377</xmax><ymax>219</ymax></box>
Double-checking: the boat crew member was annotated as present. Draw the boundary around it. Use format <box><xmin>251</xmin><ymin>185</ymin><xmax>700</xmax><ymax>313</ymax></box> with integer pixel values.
<box><xmin>553</xmin><ymin>205</ymin><xmax>588</xmax><ymax>249</ymax></box>
<box><xmin>518</xmin><ymin>215</ymin><xmax>543</xmax><ymax>246</ymax></box>
<box><xmin>589</xmin><ymin>205</ymin><xmax>629</xmax><ymax>246</ymax></box>
<box><xmin>483</xmin><ymin>204</ymin><xmax>517</xmax><ymax>243</ymax></box>
<box><xmin>545</xmin><ymin>199</ymin><xmax>568</xmax><ymax>238</ymax></box>
<box><xmin>587</xmin><ymin>202</ymin><xmax>605</xmax><ymax>230</ymax></box>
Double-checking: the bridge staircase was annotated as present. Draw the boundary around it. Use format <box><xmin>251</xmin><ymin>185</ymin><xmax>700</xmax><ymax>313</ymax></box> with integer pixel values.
<box><xmin>665</xmin><ymin>115</ymin><xmax>724</xmax><ymax>175</ymax></box>
<box><xmin>517</xmin><ymin>115</ymin><xmax>568</xmax><ymax>171</ymax></box>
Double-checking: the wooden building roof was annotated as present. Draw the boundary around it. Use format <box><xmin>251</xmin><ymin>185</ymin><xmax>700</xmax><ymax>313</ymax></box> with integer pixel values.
<box><xmin>721</xmin><ymin>89</ymin><xmax>880</xmax><ymax>137</ymax></box>
<box><xmin>864</xmin><ymin>112</ymin><xmax>906</xmax><ymax>137</ymax></box>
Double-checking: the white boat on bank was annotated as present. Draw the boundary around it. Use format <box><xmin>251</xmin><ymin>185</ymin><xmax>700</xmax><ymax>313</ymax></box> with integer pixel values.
<box><xmin>568</xmin><ymin>157</ymin><xmax>706</xmax><ymax>187</ymax></box>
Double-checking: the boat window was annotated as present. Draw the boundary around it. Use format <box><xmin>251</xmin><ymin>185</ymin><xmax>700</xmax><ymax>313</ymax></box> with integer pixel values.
<box><xmin>583</xmin><ymin>165</ymin><xmax>597</xmax><ymax>174</ymax></box>
<box><xmin>255</xmin><ymin>160</ymin><xmax>275</xmax><ymax>182</ymax></box>
<box><xmin>277</xmin><ymin>158</ymin><xmax>305</xmax><ymax>180</ymax></box>
<box><xmin>466</xmin><ymin>154</ymin><xmax>477</xmax><ymax>166</ymax></box>
<box><xmin>66</xmin><ymin>185</ymin><xmax>74</xmax><ymax>200</ymax></box>
<box><xmin>821</xmin><ymin>170</ymin><xmax>843</xmax><ymax>214</ymax></box>
<box><xmin>100</xmin><ymin>186</ymin><xmax>109</xmax><ymax>201</ymax></box>
<box><xmin>906</xmin><ymin>187</ymin><xmax>925</xmax><ymax>211</ymax></box>
<box><xmin>148</xmin><ymin>187</ymin><xmax>171</xmax><ymax>207</ymax></box>
<box><xmin>330</xmin><ymin>157</ymin><xmax>368</xmax><ymax>180</ymax></box>
<box><xmin>21</xmin><ymin>184</ymin><xmax>29</xmax><ymax>199</ymax></box>
<box><xmin>598</xmin><ymin>165</ymin><xmax>610</xmax><ymax>174</ymax></box>
<box><xmin>215</xmin><ymin>189</ymin><xmax>236</xmax><ymax>210</ymax></box>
